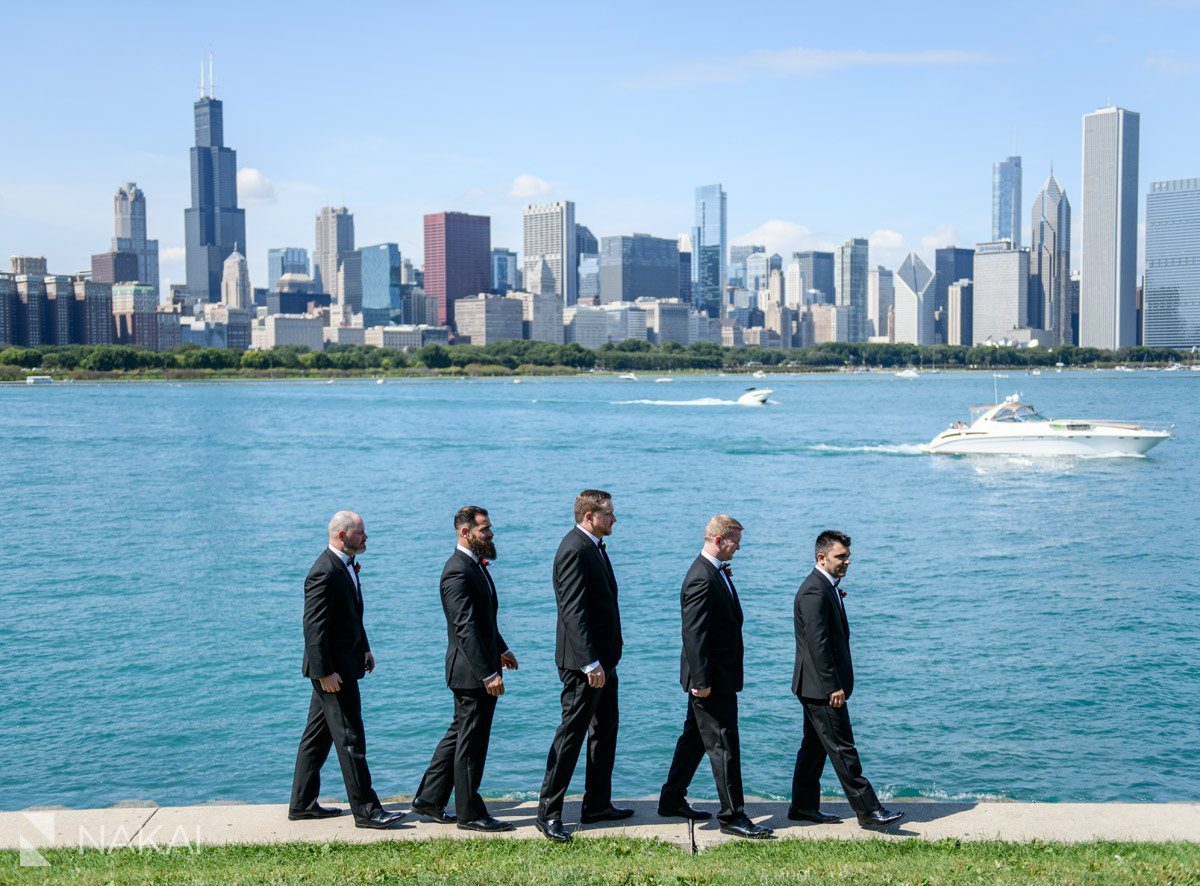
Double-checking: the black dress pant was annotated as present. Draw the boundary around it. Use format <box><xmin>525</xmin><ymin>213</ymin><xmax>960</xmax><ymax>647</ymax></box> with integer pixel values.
<box><xmin>791</xmin><ymin>698</ymin><xmax>880</xmax><ymax>815</ymax></box>
<box><xmin>538</xmin><ymin>668</ymin><xmax>618</xmax><ymax>819</ymax></box>
<box><xmin>659</xmin><ymin>691</ymin><xmax>744</xmax><ymax>822</ymax></box>
<box><xmin>290</xmin><ymin>678</ymin><xmax>382</xmax><ymax>821</ymax></box>
<box><xmin>414</xmin><ymin>688</ymin><xmax>498</xmax><ymax>822</ymax></box>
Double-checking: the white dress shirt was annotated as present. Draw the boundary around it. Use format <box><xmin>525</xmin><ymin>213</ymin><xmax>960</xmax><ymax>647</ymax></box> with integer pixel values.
<box><xmin>328</xmin><ymin>544</ymin><xmax>360</xmax><ymax>594</ymax></box>
<box><xmin>575</xmin><ymin>524</ymin><xmax>604</xmax><ymax>674</ymax></box>
<box><xmin>701</xmin><ymin>550</ymin><xmax>736</xmax><ymax>597</ymax></box>
<box><xmin>815</xmin><ymin>564</ymin><xmax>845</xmax><ymax>614</ymax></box>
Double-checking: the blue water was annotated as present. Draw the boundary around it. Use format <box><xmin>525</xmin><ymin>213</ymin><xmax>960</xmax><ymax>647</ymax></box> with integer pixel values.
<box><xmin>1</xmin><ymin>371</ymin><xmax>1198</xmax><ymax>811</ymax></box>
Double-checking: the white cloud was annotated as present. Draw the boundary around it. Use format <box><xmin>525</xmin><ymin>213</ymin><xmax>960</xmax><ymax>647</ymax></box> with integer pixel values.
<box><xmin>868</xmin><ymin>229</ymin><xmax>905</xmax><ymax>249</ymax></box>
<box><xmin>921</xmin><ymin>225</ymin><xmax>959</xmax><ymax>250</ymax></box>
<box><xmin>508</xmin><ymin>174</ymin><xmax>552</xmax><ymax>199</ymax></box>
<box><xmin>734</xmin><ymin>220</ymin><xmax>830</xmax><ymax>256</ymax></box>
<box><xmin>237</xmin><ymin>167</ymin><xmax>277</xmax><ymax>204</ymax></box>
<box><xmin>621</xmin><ymin>47</ymin><xmax>1002</xmax><ymax>90</ymax></box>
<box><xmin>1145</xmin><ymin>51</ymin><xmax>1200</xmax><ymax>75</ymax></box>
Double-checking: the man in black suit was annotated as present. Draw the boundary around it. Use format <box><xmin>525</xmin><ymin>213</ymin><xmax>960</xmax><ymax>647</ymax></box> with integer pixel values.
<box><xmin>411</xmin><ymin>506</ymin><xmax>518</xmax><ymax>832</ymax></box>
<box><xmin>659</xmin><ymin>515</ymin><xmax>773</xmax><ymax>839</ymax></box>
<box><xmin>535</xmin><ymin>489</ymin><xmax>633</xmax><ymax>842</ymax></box>
<box><xmin>289</xmin><ymin>511</ymin><xmax>405</xmax><ymax>829</ymax></box>
<box><xmin>789</xmin><ymin>530</ymin><xmax>903</xmax><ymax>828</ymax></box>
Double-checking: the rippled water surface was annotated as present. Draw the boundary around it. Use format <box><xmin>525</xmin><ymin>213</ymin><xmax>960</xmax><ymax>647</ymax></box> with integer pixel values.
<box><xmin>1</xmin><ymin>371</ymin><xmax>1197</xmax><ymax>809</ymax></box>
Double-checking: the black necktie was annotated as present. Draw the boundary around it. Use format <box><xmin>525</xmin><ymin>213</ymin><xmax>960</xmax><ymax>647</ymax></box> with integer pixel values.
<box><xmin>477</xmin><ymin>559</ymin><xmax>497</xmax><ymax>602</ymax></box>
<box><xmin>345</xmin><ymin>556</ymin><xmax>362</xmax><ymax>605</ymax></box>
<box><xmin>597</xmin><ymin>541</ymin><xmax>617</xmax><ymax>593</ymax></box>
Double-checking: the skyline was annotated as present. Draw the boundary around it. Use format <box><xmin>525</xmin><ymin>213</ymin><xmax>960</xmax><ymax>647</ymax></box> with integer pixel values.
<box><xmin>3</xmin><ymin>2</ymin><xmax>1200</xmax><ymax>288</ymax></box>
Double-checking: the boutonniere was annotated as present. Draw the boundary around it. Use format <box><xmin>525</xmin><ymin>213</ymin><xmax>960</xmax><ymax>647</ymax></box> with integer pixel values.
<box><xmin>353</xmin><ymin>562</ymin><xmax>361</xmax><ymax>575</ymax></box>
<box><xmin>480</xmin><ymin>559</ymin><xmax>490</xmax><ymax>567</ymax></box>
<box><xmin>837</xmin><ymin>587</ymin><xmax>846</xmax><ymax>599</ymax></box>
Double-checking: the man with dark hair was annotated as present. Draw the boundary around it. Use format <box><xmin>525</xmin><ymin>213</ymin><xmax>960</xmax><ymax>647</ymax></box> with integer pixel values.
<box><xmin>289</xmin><ymin>511</ymin><xmax>405</xmax><ymax>829</ymax></box>
<box><xmin>658</xmin><ymin>515</ymin><xmax>773</xmax><ymax>839</ymax></box>
<box><xmin>411</xmin><ymin>506</ymin><xmax>518</xmax><ymax>832</ymax></box>
<box><xmin>789</xmin><ymin>530</ymin><xmax>903</xmax><ymax>828</ymax></box>
<box><xmin>535</xmin><ymin>489</ymin><xmax>631</xmax><ymax>842</ymax></box>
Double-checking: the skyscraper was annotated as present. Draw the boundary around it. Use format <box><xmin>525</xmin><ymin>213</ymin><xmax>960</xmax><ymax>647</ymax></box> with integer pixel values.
<box><xmin>575</xmin><ymin>225</ymin><xmax>598</xmax><ymax>263</ymax></box>
<box><xmin>112</xmin><ymin>183</ymin><xmax>159</xmax><ymax>293</ymax></box>
<box><xmin>1080</xmin><ymin>106</ymin><xmax>1140</xmax><ymax>349</ymax></box>
<box><xmin>793</xmin><ymin>251</ymin><xmax>835</xmax><ymax>303</ymax></box>
<box><xmin>892</xmin><ymin>252</ymin><xmax>936</xmax><ymax>345</ymax></box>
<box><xmin>972</xmin><ymin>240</ymin><xmax>1030</xmax><ymax>344</ymax></box>
<box><xmin>359</xmin><ymin>243</ymin><xmax>402</xmax><ymax>326</ymax></box>
<box><xmin>867</xmin><ymin>266</ymin><xmax>894</xmax><ymax>339</ymax></box>
<box><xmin>598</xmin><ymin>234</ymin><xmax>679</xmax><ymax>303</ymax></box>
<box><xmin>934</xmin><ymin>247</ymin><xmax>974</xmax><ymax>343</ymax></box>
<box><xmin>992</xmin><ymin>155</ymin><xmax>1022</xmax><ymax>246</ymax></box>
<box><xmin>523</xmin><ymin>201</ymin><xmax>577</xmax><ymax>306</ymax></box>
<box><xmin>314</xmin><ymin>206</ymin><xmax>354</xmax><ymax>301</ymax></box>
<box><xmin>1029</xmin><ymin>172</ymin><xmax>1072</xmax><ymax>343</ymax></box>
<box><xmin>836</xmin><ymin>237</ymin><xmax>869</xmax><ymax>341</ymax></box>
<box><xmin>184</xmin><ymin>63</ymin><xmax>246</xmax><ymax>303</ymax></box>
<box><xmin>267</xmin><ymin>247</ymin><xmax>309</xmax><ymax>292</ymax></box>
<box><xmin>424</xmin><ymin>211</ymin><xmax>491</xmax><ymax>327</ymax></box>
<box><xmin>491</xmin><ymin>248</ymin><xmax>519</xmax><ymax>294</ymax></box>
<box><xmin>1143</xmin><ymin>178</ymin><xmax>1200</xmax><ymax>348</ymax></box>
<box><xmin>692</xmin><ymin>184</ymin><xmax>727</xmax><ymax>317</ymax></box>
<box><xmin>220</xmin><ymin>249</ymin><xmax>251</xmax><ymax>310</ymax></box>
<box><xmin>677</xmin><ymin>234</ymin><xmax>693</xmax><ymax>304</ymax></box>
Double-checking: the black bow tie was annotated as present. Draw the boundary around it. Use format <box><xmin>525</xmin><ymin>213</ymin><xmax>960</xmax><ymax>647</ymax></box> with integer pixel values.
<box><xmin>598</xmin><ymin>540</ymin><xmax>606</xmax><ymax>551</ymax></box>
<box><xmin>347</xmin><ymin>556</ymin><xmax>356</xmax><ymax>565</ymax></box>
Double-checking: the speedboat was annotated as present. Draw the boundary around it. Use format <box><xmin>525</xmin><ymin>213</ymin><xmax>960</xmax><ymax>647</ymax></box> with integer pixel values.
<box><xmin>927</xmin><ymin>394</ymin><xmax>1173</xmax><ymax>456</ymax></box>
<box><xmin>654</xmin><ymin>377</ymin><xmax>673</xmax><ymax>383</ymax></box>
<box><xmin>737</xmin><ymin>387</ymin><xmax>772</xmax><ymax>406</ymax></box>
<box><xmin>894</xmin><ymin>368</ymin><xmax>919</xmax><ymax>379</ymax></box>
<box><xmin>618</xmin><ymin>373</ymin><xmax>638</xmax><ymax>381</ymax></box>
<box><xmin>752</xmin><ymin>369</ymin><xmax>767</xmax><ymax>379</ymax></box>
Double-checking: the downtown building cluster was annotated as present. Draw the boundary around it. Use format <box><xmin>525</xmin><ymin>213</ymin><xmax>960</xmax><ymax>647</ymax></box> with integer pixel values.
<box><xmin>4</xmin><ymin>76</ymin><xmax>1199</xmax><ymax>354</ymax></box>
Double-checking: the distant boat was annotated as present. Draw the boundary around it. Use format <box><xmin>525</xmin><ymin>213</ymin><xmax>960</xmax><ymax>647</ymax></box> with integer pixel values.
<box><xmin>752</xmin><ymin>369</ymin><xmax>767</xmax><ymax>379</ymax></box>
<box><xmin>513</xmin><ymin>378</ymin><xmax>522</xmax><ymax>384</ymax></box>
<box><xmin>1115</xmin><ymin>365</ymin><xmax>1135</xmax><ymax>373</ymax></box>
<box><xmin>618</xmin><ymin>373</ymin><xmax>638</xmax><ymax>381</ymax></box>
<box><xmin>376</xmin><ymin>378</ymin><xmax>385</xmax><ymax>384</ymax></box>
<box><xmin>1163</xmin><ymin>364</ymin><xmax>1184</xmax><ymax>372</ymax></box>
<box><xmin>993</xmin><ymin>372</ymin><xmax>1009</xmax><ymax>379</ymax></box>
<box><xmin>737</xmin><ymin>387</ymin><xmax>772</xmax><ymax>406</ymax></box>
<box><xmin>326</xmin><ymin>379</ymin><xmax>335</xmax><ymax>384</ymax></box>
<box><xmin>1030</xmin><ymin>369</ymin><xmax>1042</xmax><ymax>376</ymax></box>
<box><xmin>25</xmin><ymin>375</ymin><xmax>52</xmax><ymax>385</ymax></box>
<box><xmin>894</xmin><ymin>368</ymin><xmax>919</xmax><ymax>379</ymax></box>
<box><xmin>654</xmin><ymin>377</ymin><xmax>673</xmax><ymax>383</ymax></box>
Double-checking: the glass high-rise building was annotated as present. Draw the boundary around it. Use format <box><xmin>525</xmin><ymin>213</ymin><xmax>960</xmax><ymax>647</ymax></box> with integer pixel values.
<box><xmin>314</xmin><ymin>207</ymin><xmax>355</xmax><ymax>302</ymax></box>
<box><xmin>598</xmin><ymin>234</ymin><xmax>679</xmax><ymax>303</ymax></box>
<box><xmin>113</xmin><ymin>183</ymin><xmax>159</xmax><ymax>293</ymax></box>
<box><xmin>491</xmin><ymin>248</ymin><xmax>519</xmax><ymax>294</ymax></box>
<box><xmin>1080</xmin><ymin>106</ymin><xmax>1139</xmax><ymax>350</ymax></box>
<box><xmin>972</xmin><ymin>240</ymin><xmax>1030</xmax><ymax>345</ymax></box>
<box><xmin>836</xmin><ymin>237</ymin><xmax>869</xmax><ymax>341</ymax></box>
<box><xmin>1144</xmin><ymin>178</ymin><xmax>1200</xmax><ymax>348</ymax></box>
<box><xmin>1029</xmin><ymin>173</ymin><xmax>1072</xmax><ymax>343</ymax></box>
<box><xmin>425</xmin><ymin>211</ymin><xmax>491</xmax><ymax>328</ymax></box>
<box><xmin>359</xmin><ymin>243</ymin><xmax>402</xmax><ymax>325</ymax></box>
<box><xmin>793</xmin><ymin>251</ymin><xmax>835</xmax><ymax>303</ymax></box>
<box><xmin>893</xmin><ymin>252</ymin><xmax>936</xmax><ymax>345</ymax></box>
<box><xmin>523</xmin><ymin>202</ymin><xmax>577</xmax><ymax>306</ymax></box>
<box><xmin>267</xmin><ymin>247</ymin><xmax>309</xmax><ymax>292</ymax></box>
<box><xmin>934</xmin><ymin>247</ymin><xmax>974</xmax><ymax>344</ymax></box>
<box><xmin>692</xmin><ymin>184</ymin><xmax>727</xmax><ymax>317</ymax></box>
<box><xmin>992</xmin><ymin>155</ymin><xmax>1022</xmax><ymax>246</ymax></box>
<box><xmin>184</xmin><ymin>75</ymin><xmax>246</xmax><ymax>303</ymax></box>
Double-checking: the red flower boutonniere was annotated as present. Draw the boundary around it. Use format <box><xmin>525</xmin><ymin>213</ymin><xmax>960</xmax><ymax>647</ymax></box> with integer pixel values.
<box><xmin>353</xmin><ymin>562</ymin><xmax>361</xmax><ymax>575</ymax></box>
<box><xmin>837</xmin><ymin>587</ymin><xmax>846</xmax><ymax>599</ymax></box>
<box><xmin>480</xmin><ymin>559</ymin><xmax>491</xmax><ymax>568</ymax></box>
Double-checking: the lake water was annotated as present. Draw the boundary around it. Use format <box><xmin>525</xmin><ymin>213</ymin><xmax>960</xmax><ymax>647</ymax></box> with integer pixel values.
<box><xmin>1</xmin><ymin>370</ymin><xmax>1197</xmax><ymax>810</ymax></box>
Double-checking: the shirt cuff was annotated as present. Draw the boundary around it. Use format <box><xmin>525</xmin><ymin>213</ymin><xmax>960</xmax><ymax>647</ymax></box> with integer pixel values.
<box><xmin>581</xmin><ymin>660</ymin><xmax>601</xmax><ymax>674</ymax></box>
<box><xmin>483</xmin><ymin>672</ymin><xmax>500</xmax><ymax>683</ymax></box>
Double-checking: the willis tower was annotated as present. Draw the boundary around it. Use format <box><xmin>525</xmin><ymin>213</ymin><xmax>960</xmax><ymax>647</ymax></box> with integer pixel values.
<box><xmin>185</xmin><ymin>58</ymin><xmax>246</xmax><ymax>302</ymax></box>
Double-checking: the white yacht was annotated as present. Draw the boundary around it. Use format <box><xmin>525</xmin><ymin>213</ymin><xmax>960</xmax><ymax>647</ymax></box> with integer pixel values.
<box><xmin>927</xmin><ymin>395</ymin><xmax>1173</xmax><ymax>456</ymax></box>
<box><xmin>737</xmin><ymin>387</ymin><xmax>772</xmax><ymax>406</ymax></box>
<box><xmin>618</xmin><ymin>372</ymin><xmax>639</xmax><ymax>381</ymax></box>
<box><xmin>894</xmin><ymin>368</ymin><xmax>919</xmax><ymax>379</ymax></box>
<box><xmin>752</xmin><ymin>369</ymin><xmax>767</xmax><ymax>379</ymax></box>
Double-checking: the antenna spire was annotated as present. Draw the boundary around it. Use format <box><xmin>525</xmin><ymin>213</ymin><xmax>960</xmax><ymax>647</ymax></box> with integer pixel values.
<box><xmin>209</xmin><ymin>52</ymin><xmax>216</xmax><ymax>99</ymax></box>
<box><xmin>199</xmin><ymin>55</ymin><xmax>205</xmax><ymax>98</ymax></box>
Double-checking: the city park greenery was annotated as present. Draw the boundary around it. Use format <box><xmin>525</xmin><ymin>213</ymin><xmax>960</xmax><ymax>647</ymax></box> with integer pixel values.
<box><xmin>0</xmin><ymin>338</ymin><xmax>1193</xmax><ymax>381</ymax></box>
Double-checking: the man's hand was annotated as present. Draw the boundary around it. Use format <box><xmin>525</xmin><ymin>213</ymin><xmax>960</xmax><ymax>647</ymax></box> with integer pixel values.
<box><xmin>500</xmin><ymin>650</ymin><xmax>518</xmax><ymax>670</ymax></box>
<box><xmin>364</xmin><ymin>651</ymin><xmax>375</xmax><ymax>674</ymax></box>
<box><xmin>828</xmin><ymin>689</ymin><xmax>846</xmax><ymax>708</ymax></box>
<box><xmin>319</xmin><ymin>672</ymin><xmax>343</xmax><ymax>693</ymax></box>
<box><xmin>587</xmin><ymin>665</ymin><xmax>606</xmax><ymax>689</ymax></box>
<box><xmin>690</xmin><ymin>686</ymin><xmax>711</xmax><ymax>698</ymax></box>
<box><xmin>484</xmin><ymin>673</ymin><xmax>505</xmax><ymax>697</ymax></box>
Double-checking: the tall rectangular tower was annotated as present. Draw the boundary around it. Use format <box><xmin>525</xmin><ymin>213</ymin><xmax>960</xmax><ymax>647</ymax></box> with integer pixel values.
<box><xmin>523</xmin><ymin>202</ymin><xmax>577</xmax><ymax>306</ymax></box>
<box><xmin>1080</xmin><ymin>106</ymin><xmax>1139</xmax><ymax>349</ymax></box>
<box><xmin>314</xmin><ymin>207</ymin><xmax>354</xmax><ymax>301</ymax></box>
<box><xmin>184</xmin><ymin>68</ymin><xmax>246</xmax><ymax>303</ymax></box>
<box><xmin>691</xmin><ymin>184</ymin><xmax>727</xmax><ymax>318</ymax></box>
<box><xmin>425</xmin><ymin>212</ymin><xmax>491</xmax><ymax>328</ymax></box>
<box><xmin>1030</xmin><ymin>173</ymin><xmax>1071</xmax><ymax>343</ymax></box>
<box><xmin>934</xmin><ymin>247</ymin><xmax>974</xmax><ymax>343</ymax></box>
<box><xmin>836</xmin><ymin>237</ymin><xmax>869</xmax><ymax>341</ymax></box>
<box><xmin>992</xmin><ymin>155</ymin><xmax>1022</xmax><ymax>246</ymax></box>
<box><xmin>1144</xmin><ymin>178</ymin><xmax>1200</xmax><ymax>348</ymax></box>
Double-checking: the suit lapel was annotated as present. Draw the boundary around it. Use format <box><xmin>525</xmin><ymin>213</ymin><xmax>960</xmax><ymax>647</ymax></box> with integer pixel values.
<box><xmin>329</xmin><ymin>548</ymin><xmax>362</xmax><ymax>613</ymax></box>
<box><xmin>701</xmin><ymin>557</ymin><xmax>742</xmax><ymax>623</ymax></box>
<box><xmin>456</xmin><ymin>549</ymin><xmax>496</xmax><ymax>610</ymax></box>
<box><xmin>813</xmin><ymin>567</ymin><xmax>848</xmax><ymax>635</ymax></box>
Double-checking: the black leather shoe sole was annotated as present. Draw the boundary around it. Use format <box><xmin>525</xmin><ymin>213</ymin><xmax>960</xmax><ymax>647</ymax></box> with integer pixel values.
<box><xmin>658</xmin><ymin>806</ymin><xmax>713</xmax><ymax>821</ymax></box>
<box><xmin>787</xmin><ymin>809</ymin><xmax>842</xmax><ymax>824</ymax></box>
<box><xmin>534</xmin><ymin>819</ymin><xmax>572</xmax><ymax>842</ymax></box>
<box><xmin>287</xmin><ymin>808</ymin><xmax>343</xmax><ymax>821</ymax></box>
<box><xmin>857</xmin><ymin>812</ymin><xmax>905</xmax><ymax>828</ymax></box>
<box><xmin>718</xmin><ymin>824</ymin><xmax>775</xmax><ymax>839</ymax></box>
<box><xmin>457</xmin><ymin>820</ymin><xmax>515</xmax><ymax>832</ymax></box>
<box><xmin>354</xmin><ymin>813</ymin><xmax>407</xmax><ymax>829</ymax></box>
<box><xmin>580</xmin><ymin>808</ymin><xmax>636</xmax><ymax>824</ymax></box>
<box><xmin>410</xmin><ymin>802</ymin><xmax>456</xmax><ymax>824</ymax></box>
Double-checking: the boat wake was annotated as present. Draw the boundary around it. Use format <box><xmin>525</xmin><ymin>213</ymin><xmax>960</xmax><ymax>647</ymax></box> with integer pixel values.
<box><xmin>614</xmin><ymin>397</ymin><xmax>742</xmax><ymax>407</ymax></box>
<box><xmin>804</xmin><ymin>443</ymin><xmax>928</xmax><ymax>456</ymax></box>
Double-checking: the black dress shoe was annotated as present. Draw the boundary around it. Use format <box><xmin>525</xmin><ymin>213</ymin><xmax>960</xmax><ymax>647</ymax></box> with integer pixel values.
<box><xmin>579</xmin><ymin>805</ymin><xmax>635</xmax><ymax>824</ymax></box>
<box><xmin>535</xmin><ymin>817</ymin><xmax>572</xmax><ymax>842</ymax></box>
<box><xmin>719</xmin><ymin>815</ymin><xmax>775</xmax><ymax>839</ymax></box>
<box><xmin>787</xmin><ymin>807</ymin><xmax>842</xmax><ymax>824</ymax></box>
<box><xmin>857</xmin><ymin>807</ymin><xmax>904</xmax><ymax>828</ymax></box>
<box><xmin>354</xmin><ymin>808</ymin><xmax>407</xmax><ymax>829</ymax></box>
<box><xmin>287</xmin><ymin>804</ymin><xmax>343</xmax><ymax>821</ymax></box>
<box><xmin>657</xmin><ymin>801</ymin><xmax>713</xmax><ymax>821</ymax></box>
<box><xmin>410</xmin><ymin>799</ymin><xmax>456</xmax><ymax>824</ymax></box>
<box><xmin>457</xmin><ymin>815</ymin><xmax>514</xmax><ymax>833</ymax></box>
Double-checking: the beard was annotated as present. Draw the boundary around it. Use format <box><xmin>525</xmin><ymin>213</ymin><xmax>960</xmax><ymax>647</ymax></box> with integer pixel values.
<box><xmin>469</xmin><ymin>537</ymin><xmax>497</xmax><ymax>561</ymax></box>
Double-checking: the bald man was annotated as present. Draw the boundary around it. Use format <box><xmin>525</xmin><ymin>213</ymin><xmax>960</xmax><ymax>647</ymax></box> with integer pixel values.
<box><xmin>288</xmin><ymin>511</ymin><xmax>405</xmax><ymax>829</ymax></box>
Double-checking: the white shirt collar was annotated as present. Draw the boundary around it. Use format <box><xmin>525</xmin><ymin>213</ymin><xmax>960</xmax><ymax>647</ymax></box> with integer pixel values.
<box><xmin>456</xmin><ymin>544</ymin><xmax>479</xmax><ymax>563</ymax></box>
<box><xmin>815</xmin><ymin>564</ymin><xmax>838</xmax><ymax>587</ymax></box>
<box><xmin>700</xmin><ymin>550</ymin><xmax>724</xmax><ymax>569</ymax></box>
<box><xmin>576</xmin><ymin>524</ymin><xmax>601</xmax><ymax>546</ymax></box>
<box><xmin>328</xmin><ymin>544</ymin><xmax>352</xmax><ymax>565</ymax></box>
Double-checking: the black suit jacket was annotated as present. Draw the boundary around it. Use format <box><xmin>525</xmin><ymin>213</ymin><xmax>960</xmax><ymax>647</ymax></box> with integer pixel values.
<box><xmin>302</xmin><ymin>548</ymin><xmax>370</xmax><ymax>681</ymax></box>
<box><xmin>791</xmin><ymin>567</ymin><xmax>854</xmax><ymax>700</ymax></box>
<box><xmin>679</xmin><ymin>555</ymin><xmax>744</xmax><ymax>693</ymax></box>
<box><xmin>552</xmin><ymin>527</ymin><xmax>623</xmax><ymax>671</ymax></box>
<box><xmin>440</xmin><ymin>549</ymin><xmax>510</xmax><ymax>689</ymax></box>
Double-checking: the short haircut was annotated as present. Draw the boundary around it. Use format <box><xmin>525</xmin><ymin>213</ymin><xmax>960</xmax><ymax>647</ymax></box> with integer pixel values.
<box><xmin>574</xmin><ymin>489</ymin><xmax>612</xmax><ymax>524</ymax></box>
<box><xmin>328</xmin><ymin>510</ymin><xmax>360</xmax><ymax>536</ymax></box>
<box><xmin>454</xmin><ymin>505</ymin><xmax>489</xmax><ymax>530</ymax></box>
<box><xmin>705</xmin><ymin>514</ymin><xmax>744</xmax><ymax>541</ymax></box>
<box><xmin>815</xmin><ymin>530</ymin><xmax>851</xmax><ymax>559</ymax></box>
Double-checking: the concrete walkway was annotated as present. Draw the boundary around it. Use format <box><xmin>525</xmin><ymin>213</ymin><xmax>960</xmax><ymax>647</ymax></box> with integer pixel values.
<box><xmin>3</xmin><ymin>799</ymin><xmax>1198</xmax><ymax>854</ymax></box>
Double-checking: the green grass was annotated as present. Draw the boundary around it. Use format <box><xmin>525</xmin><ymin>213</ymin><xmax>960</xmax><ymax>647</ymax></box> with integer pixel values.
<box><xmin>4</xmin><ymin>838</ymin><xmax>1199</xmax><ymax>884</ymax></box>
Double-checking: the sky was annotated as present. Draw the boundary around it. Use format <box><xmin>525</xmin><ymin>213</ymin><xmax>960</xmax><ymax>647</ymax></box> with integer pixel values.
<box><xmin>3</xmin><ymin>0</ymin><xmax>1199</xmax><ymax>291</ymax></box>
